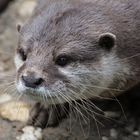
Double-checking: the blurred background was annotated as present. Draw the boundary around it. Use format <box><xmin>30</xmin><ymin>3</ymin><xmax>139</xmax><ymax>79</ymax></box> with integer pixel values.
<box><xmin>0</xmin><ymin>0</ymin><xmax>37</xmax><ymax>139</ymax></box>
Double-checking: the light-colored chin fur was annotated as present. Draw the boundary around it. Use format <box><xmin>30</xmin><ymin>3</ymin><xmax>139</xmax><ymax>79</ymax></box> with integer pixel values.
<box><xmin>15</xmin><ymin>53</ymin><xmax>128</xmax><ymax>104</ymax></box>
<box><xmin>16</xmin><ymin>80</ymin><xmax>64</xmax><ymax>104</ymax></box>
<box><xmin>14</xmin><ymin>54</ymin><xmax>24</xmax><ymax>70</ymax></box>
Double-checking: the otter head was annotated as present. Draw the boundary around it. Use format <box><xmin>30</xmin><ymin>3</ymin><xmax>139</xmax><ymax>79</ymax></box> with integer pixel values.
<box><xmin>15</xmin><ymin>6</ymin><xmax>120</xmax><ymax>104</ymax></box>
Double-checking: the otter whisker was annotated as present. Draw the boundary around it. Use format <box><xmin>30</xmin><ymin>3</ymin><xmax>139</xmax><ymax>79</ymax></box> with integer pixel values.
<box><xmin>67</xmin><ymin>83</ymin><xmax>120</xmax><ymax>124</ymax></box>
<box><xmin>118</xmin><ymin>53</ymin><xmax>140</xmax><ymax>62</ymax></box>
<box><xmin>0</xmin><ymin>50</ymin><xmax>13</xmax><ymax>55</ymax></box>
<box><xmin>75</xmin><ymin>102</ymin><xmax>89</xmax><ymax>137</ymax></box>
<box><xmin>0</xmin><ymin>83</ymin><xmax>15</xmax><ymax>96</ymax></box>
<box><xmin>7</xmin><ymin>87</ymin><xmax>17</xmax><ymax>98</ymax></box>
<box><xmin>68</xmin><ymin>84</ymin><xmax>103</xmax><ymax>113</ymax></box>
<box><xmin>70</xmin><ymin>77</ymin><xmax>123</xmax><ymax>92</ymax></box>
<box><xmin>0</xmin><ymin>81</ymin><xmax>15</xmax><ymax>87</ymax></box>
<box><xmin>81</xmin><ymin>99</ymin><xmax>117</xmax><ymax>123</ymax></box>
<box><xmin>67</xmin><ymin>88</ymin><xmax>104</xmax><ymax>127</ymax></box>
<box><xmin>60</xmin><ymin>90</ymin><xmax>90</xmax><ymax>124</ymax></box>
<box><xmin>15</xmin><ymin>91</ymin><xmax>24</xmax><ymax>102</ymax></box>
<box><xmin>15</xmin><ymin>98</ymin><xmax>23</xmax><ymax>119</ymax></box>
<box><xmin>75</xmin><ymin>99</ymin><xmax>102</xmax><ymax>138</ymax></box>
<box><xmin>110</xmin><ymin>92</ymin><xmax>127</xmax><ymax>120</ymax></box>
<box><xmin>47</xmin><ymin>90</ymin><xmax>58</xmax><ymax>116</ymax></box>
<box><xmin>85</xmin><ymin>53</ymin><xmax>140</xmax><ymax>65</ymax></box>
<box><xmin>75</xmin><ymin>94</ymin><xmax>103</xmax><ymax>138</ymax></box>
<box><xmin>80</xmin><ymin>84</ymin><xmax>124</xmax><ymax>92</ymax></box>
<box><xmin>67</xmin><ymin>82</ymin><xmax>115</xmax><ymax>101</ymax></box>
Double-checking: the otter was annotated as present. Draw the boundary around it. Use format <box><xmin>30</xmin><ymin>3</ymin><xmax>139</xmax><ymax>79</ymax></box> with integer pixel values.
<box><xmin>15</xmin><ymin>0</ymin><xmax>140</xmax><ymax>128</ymax></box>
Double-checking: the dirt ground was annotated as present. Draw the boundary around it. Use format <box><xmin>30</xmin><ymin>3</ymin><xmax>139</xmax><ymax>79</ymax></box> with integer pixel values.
<box><xmin>0</xmin><ymin>0</ymin><xmax>140</xmax><ymax>140</ymax></box>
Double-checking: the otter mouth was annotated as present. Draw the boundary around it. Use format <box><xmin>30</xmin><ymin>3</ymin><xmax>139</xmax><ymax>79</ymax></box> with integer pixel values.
<box><xmin>16</xmin><ymin>80</ymin><xmax>67</xmax><ymax>104</ymax></box>
<box><xmin>26</xmin><ymin>90</ymin><xmax>67</xmax><ymax>104</ymax></box>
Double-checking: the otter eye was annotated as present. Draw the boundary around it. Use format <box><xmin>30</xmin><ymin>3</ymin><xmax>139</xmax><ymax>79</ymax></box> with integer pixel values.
<box><xmin>55</xmin><ymin>55</ymin><xmax>71</xmax><ymax>67</ymax></box>
<box><xmin>18</xmin><ymin>48</ymin><xmax>27</xmax><ymax>61</ymax></box>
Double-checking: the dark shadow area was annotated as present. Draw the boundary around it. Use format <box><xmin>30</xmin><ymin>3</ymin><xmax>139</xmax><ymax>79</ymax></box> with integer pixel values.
<box><xmin>0</xmin><ymin>0</ymin><xmax>14</xmax><ymax>13</ymax></box>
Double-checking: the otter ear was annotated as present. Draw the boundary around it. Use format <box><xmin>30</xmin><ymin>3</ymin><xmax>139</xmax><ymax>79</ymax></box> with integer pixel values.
<box><xmin>99</xmin><ymin>33</ymin><xmax>116</xmax><ymax>50</ymax></box>
<box><xmin>17</xmin><ymin>24</ymin><xmax>22</xmax><ymax>32</ymax></box>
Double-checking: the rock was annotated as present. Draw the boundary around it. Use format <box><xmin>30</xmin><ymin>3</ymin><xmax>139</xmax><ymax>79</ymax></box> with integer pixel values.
<box><xmin>0</xmin><ymin>101</ymin><xmax>30</xmax><ymax>122</ymax></box>
<box><xmin>18</xmin><ymin>0</ymin><xmax>36</xmax><ymax>18</ymax></box>
<box><xmin>0</xmin><ymin>94</ymin><xmax>12</xmax><ymax>104</ymax></box>
<box><xmin>110</xmin><ymin>128</ymin><xmax>118</xmax><ymax>139</ymax></box>
<box><xmin>132</xmin><ymin>131</ymin><xmax>139</xmax><ymax>137</ymax></box>
<box><xmin>102</xmin><ymin>136</ymin><xmax>109</xmax><ymax>140</ymax></box>
<box><xmin>16</xmin><ymin>126</ymin><xmax>43</xmax><ymax>140</ymax></box>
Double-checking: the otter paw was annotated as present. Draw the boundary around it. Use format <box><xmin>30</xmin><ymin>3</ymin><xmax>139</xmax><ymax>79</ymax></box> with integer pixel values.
<box><xmin>27</xmin><ymin>102</ymin><xmax>69</xmax><ymax>129</ymax></box>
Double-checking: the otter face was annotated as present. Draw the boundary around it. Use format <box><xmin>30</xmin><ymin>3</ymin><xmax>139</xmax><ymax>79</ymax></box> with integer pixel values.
<box><xmin>15</xmin><ymin>32</ymin><xmax>119</xmax><ymax>104</ymax></box>
<box><xmin>15</xmin><ymin>8</ymin><xmax>121</xmax><ymax>104</ymax></box>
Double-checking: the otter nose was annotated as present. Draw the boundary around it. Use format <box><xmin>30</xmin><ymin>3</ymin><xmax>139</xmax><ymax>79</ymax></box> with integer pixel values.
<box><xmin>22</xmin><ymin>75</ymin><xmax>44</xmax><ymax>88</ymax></box>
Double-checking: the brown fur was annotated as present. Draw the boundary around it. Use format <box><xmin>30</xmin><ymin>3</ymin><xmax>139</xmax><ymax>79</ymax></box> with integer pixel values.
<box><xmin>15</xmin><ymin>0</ymin><xmax>140</xmax><ymax>127</ymax></box>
